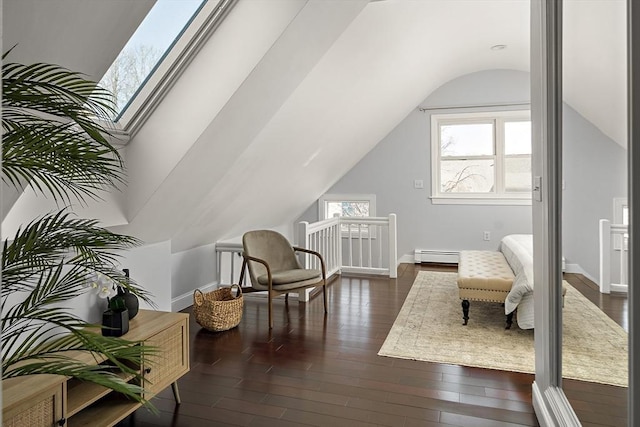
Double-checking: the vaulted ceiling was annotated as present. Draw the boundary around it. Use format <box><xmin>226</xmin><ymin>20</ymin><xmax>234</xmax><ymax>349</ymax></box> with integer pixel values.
<box><xmin>2</xmin><ymin>0</ymin><xmax>626</xmax><ymax>253</ymax></box>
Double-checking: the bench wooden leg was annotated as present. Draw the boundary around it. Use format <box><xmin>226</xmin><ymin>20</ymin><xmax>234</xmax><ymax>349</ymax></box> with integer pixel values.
<box><xmin>505</xmin><ymin>311</ymin><xmax>514</xmax><ymax>330</ymax></box>
<box><xmin>462</xmin><ymin>300</ymin><xmax>470</xmax><ymax>325</ymax></box>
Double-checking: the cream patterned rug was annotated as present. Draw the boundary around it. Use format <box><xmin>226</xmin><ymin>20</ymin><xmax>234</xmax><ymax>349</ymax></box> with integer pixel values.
<box><xmin>378</xmin><ymin>271</ymin><xmax>628</xmax><ymax>387</ymax></box>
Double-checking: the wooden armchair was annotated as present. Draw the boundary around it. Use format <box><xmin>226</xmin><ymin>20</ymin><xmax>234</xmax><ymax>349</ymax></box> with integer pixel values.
<box><xmin>239</xmin><ymin>230</ymin><xmax>328</xmax><ymax>328</ymax></box>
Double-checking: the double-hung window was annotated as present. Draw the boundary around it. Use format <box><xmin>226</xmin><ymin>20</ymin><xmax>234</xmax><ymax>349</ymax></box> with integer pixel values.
<box><xmin>431</xmin><ymin>110</ymin><xmax>532</xmax><ymax>205</ymax></box>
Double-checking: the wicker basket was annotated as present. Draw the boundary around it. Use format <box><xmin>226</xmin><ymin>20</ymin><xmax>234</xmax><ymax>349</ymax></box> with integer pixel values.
<box><xmin>193</xmin><ymin>285</ymin><xmax>243</xmax><ymax>331</ymax></box>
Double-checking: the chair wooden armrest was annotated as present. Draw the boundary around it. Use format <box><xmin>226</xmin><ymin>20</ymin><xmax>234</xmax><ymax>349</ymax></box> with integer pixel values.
<box><xmin>292</xmin><ymin>247</ymin><xmax>327</xmax><ymax>280</ymax></box>
<box><xmin>239</xmin><ymin>254</ymin><xmax>273</xmax><ymax>291</ymax></box>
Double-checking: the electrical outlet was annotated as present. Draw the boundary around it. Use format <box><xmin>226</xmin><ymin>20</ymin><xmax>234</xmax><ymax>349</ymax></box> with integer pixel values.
<box><xmin>483</xmin><ymin>231</ymin><xmax>491</xmax><ymax>241</ymax></box>
<box><xmin>414</xmin><ymin>179</ymin><xmax>424</xmax><ymax>189</ymax></box>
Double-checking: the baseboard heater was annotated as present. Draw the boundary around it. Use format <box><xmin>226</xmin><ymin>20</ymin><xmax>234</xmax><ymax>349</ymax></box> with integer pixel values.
<box><xmin>414</xmin><ymin>249</ymin><xmax>459</xmax><ymax>264</ymax></box>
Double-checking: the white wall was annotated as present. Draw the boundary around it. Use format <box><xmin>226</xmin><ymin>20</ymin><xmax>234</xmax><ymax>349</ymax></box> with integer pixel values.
<box><xmin>562</xmin><ymin>105</ymin><xmax>627</xmax><ymax>280</ymax></box>
<box><xmin>118</xmin><ymin>240</ymin><xmax>173</xmax><ymax>312</ymax></box>
<box><xmin>170</xmin><ymin>243</ymin><xmax>217</xmax><ymax>311</ymax></box>
<box><xmin>298</xmin><ymin>69</ymin><xmax>626</xmax><ymax>281</ymax></box>
<box><xmin>298</xmin><ymin>70</ymin><xmax>533</xmax><ymax>259</ymax></box>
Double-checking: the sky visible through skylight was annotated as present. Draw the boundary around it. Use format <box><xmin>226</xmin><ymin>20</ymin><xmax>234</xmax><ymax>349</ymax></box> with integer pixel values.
<box><xmin>132</xmin><ymin>0</ymin><xmax>204</xmax><ymax>50</ymax></box>
<box><xmin>100</xmin><ymin>0</ymin><xmax>205</xmax><ymax>118</ymax></box>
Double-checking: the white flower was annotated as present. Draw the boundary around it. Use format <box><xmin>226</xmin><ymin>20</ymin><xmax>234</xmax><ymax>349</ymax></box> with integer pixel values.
<box><xmin>86</xmin><ymin>272</ymin><xmax>114</xmax><ymax>298</ymax></box>
<box><xmin>97</xmin><ymin>283</ymin><xmax>114</xmax><ymax>299</ymax></box>
<box><xmin>85</xmin><ymin>273</ymin><xmax>99</xmax><ymax>290</ymax></box>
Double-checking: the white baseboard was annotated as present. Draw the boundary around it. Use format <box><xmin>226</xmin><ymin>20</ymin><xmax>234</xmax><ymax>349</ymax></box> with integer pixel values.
<box><xmin>171</xmin><ymin>282</ymin><xmax>218</xmax><ymax>312</ymax></box>
<box><xmin>563</xmin><ymin>263</ymin><xmax>598</xmax><ymax>285</ymax></box>
<box><xmin>398</xmin><ymin>254</ymin><xmax>415</xmax><ymax>264</ymax></box>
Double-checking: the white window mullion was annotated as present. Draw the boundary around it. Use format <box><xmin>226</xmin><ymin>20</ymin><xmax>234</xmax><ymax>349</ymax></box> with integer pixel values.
<box><xmin>495</xmin><ymin>117</ymin><xmax>506</xmax><ymax>194</ymax></box>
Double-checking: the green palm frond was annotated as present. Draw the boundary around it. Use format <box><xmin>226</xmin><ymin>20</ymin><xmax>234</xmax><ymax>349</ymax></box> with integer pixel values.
<box><xmin>1</xmin><ymin>210</ymin><xmax>151</xmax><ymax>304</ymax></box>
<box><xmin>2</xmin><ymin>60</ymin><xmax>124</xmax><ymax>204</ymax></box>
<box><xmin>3</xmin><ymin>111</ymin><xmax>124</xmax><ymax>204</ymax></box>
<box><xmin>4</xmin><ymin>360</ymin><xmax>146</xmax><ymax>402</ymax></box>
<box><xmin>1</xmin><ymin>55</ymin><xmax>154</xmax><ymax>408</ymax></box>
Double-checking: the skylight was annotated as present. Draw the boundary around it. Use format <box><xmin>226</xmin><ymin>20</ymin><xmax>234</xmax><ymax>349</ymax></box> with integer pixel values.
<box><xmin>99</xmin><ymin>0</ymin><xmax>206</xmax><ymax>121</ymax></box>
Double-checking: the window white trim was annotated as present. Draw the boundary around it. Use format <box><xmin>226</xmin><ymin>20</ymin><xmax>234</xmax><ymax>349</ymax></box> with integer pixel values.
<box><xmin>319</xmin><ymin>193</ymin><xmax>376</xmax><ymax>238</ymax></box>
<box><xmin>118</xmin><ymin>0</ymin><xmax>236</xmax><ymax>136</ymax></box>
<box><xmin>614</xmin><ymin>197</ymin><xmax>628</xmax><ymax>224</ymax></box>
<box><xmin>613</xmin><ymin>197</ymin><xmax>628</xmax><ymax>251</ymax></box>
<box><xmin>318</xmin><ymin>194</ymin><xmax>376</xmax><ymax>219</ymax></box>
<box><xmin>430</xmin><ymin>110</ymin><xmax>532</xmax><ymax>205</ymax></box>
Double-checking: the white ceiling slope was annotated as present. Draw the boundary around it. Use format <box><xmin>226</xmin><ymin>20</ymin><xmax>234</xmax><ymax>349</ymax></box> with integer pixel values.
<box><xmin>2</xmin><ymin>0</ymin><xmax>626</xmax><ymax>254</ymax></box>
<box><xmin>563</xmin><ymin>0</ymin><xmax>627</xmax><ymax>147</ymax></box>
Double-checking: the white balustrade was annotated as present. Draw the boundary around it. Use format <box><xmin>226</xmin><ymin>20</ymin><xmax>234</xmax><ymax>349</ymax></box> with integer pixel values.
<box><xmin>214</xmin><ymin>214</ymin><xmax>399</xmax><ymax>300</ymax></box>
<box><xmin>599</xmin><ymin>219</ymin><xmax>628</xmax><ymax>294</ymax></box>
<box><xmin>298</xmin><ymin>214</ymin><xmax>398</xmax><ymax>279</ymax></box>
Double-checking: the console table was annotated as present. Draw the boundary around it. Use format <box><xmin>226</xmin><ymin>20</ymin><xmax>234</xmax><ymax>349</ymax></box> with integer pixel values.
<box><xmin>2</xmin><ymin>310</ymin><xmax>190</xmax><ymax>427</ymax></box>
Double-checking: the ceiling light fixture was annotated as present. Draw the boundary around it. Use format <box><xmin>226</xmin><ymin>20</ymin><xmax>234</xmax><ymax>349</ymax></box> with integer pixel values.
<box><xmin>491</xmin><ymin>44</ymin><xmax>507</xmax><ymax>51</ymax></box>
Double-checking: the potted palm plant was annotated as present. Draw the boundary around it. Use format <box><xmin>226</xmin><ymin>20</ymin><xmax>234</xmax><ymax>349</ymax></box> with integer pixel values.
<box><xmin>2</xmin><ymin>51</ymin><xmax>154</xmax><ymax>405</ymax></box>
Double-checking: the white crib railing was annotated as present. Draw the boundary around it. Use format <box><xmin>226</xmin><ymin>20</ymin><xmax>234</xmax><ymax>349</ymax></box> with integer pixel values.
<box><xmin>599</xmin><ymin>219</ymin><xmax>628</xmax><ymax>293</ymax></box>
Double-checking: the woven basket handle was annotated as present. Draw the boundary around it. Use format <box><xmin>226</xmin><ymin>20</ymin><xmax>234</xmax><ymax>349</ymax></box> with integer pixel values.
<box><xmin>230</xmin><ymin>283</ymin><xmax>242</xmax><ymax>298</ymax></box>
<box><xmin>193</xmin><ymin>289</ymin><xmax>204</xmax><ymax>306</ymax></box>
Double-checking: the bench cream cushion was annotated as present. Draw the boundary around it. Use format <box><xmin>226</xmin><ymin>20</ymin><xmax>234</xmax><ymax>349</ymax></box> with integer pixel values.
<box><xmin>458</xmin><ymin>250</ymin><xmax>515</xmax><ymax>302</ymax></box>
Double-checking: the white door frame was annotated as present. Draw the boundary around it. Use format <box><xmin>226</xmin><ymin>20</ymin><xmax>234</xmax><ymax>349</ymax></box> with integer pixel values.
<box><xmin>532</xmin><ymin>1</ymin><xmax>636</xmax><ymax>425</ymax></box>
<box><xmin>530</xmin><ymin>1</ymin><xmax>579</xmax><ymax>424</ymax></box>
<box><xmin>628</xmin><ymin>1</ymin><xmax>638</xmax><ymax>425</ymax></box>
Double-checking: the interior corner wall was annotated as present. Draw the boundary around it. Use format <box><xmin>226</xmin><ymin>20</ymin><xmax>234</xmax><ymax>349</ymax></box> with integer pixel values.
<box><xmin>118</xmin><ymin>240</ymin><xmax>173</xmax><ymax>312</ymax></box>
<box><xmin>562</xmin><ymin>104</ymin><xmax>627</xmax><ymax>280</ymax></box>
<box><xmin>170</xmin><ymin>243</ymin><xmax>217</xmax><ymax>301</ymax></box>
<box><xmin>297</xmin><ymin>69</ymin><xmax>534</xmax><ymax>259</ymax></box>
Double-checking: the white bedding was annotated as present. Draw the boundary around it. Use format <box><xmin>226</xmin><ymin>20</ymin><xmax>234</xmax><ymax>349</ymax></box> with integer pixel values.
<box><xmin>500</xmin><ymin>234</ymin><xmax>534</xmax><ymax>329</ymax></box>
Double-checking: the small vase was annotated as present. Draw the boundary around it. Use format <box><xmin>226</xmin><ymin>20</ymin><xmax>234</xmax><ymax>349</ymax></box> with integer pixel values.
<box><xmin>101</xmin><ymin>308</ymin><xmax>129</xmax><ymax>337</ymax></box>
<box><xmin>117</xmin><ymin>287</ymin><xmax>139</xmax><ymax>320</ymax></box>
<box><xmin>120</xmin><ymin>268</ymin><xmax>139</xmax><ymax>319</ymax></box>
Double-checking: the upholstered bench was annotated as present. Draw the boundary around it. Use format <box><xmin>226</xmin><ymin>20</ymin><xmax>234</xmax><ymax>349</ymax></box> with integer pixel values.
<box><xmin>457</xmin><ymin>250</ymin><xmax>515</xmax><ymax>329</ymax></box>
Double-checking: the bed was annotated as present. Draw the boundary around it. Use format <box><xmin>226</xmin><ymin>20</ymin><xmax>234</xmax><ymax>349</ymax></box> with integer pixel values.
<box><xmin>500</xmin><ymin>234</ymin><xmax>535</xmax><ymax>329</ymax></box>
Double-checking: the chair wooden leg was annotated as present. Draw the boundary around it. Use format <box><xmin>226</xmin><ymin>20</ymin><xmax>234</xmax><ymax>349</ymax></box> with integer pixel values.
<box><xmin>268</xmin><ymin>291</ymin><xmax>273</xmax><ymax>329</ymax></box>
<box><xmin>322</xmin><ymin>285</ymin><xmax>328</xmax><ymax>314</ymax></box>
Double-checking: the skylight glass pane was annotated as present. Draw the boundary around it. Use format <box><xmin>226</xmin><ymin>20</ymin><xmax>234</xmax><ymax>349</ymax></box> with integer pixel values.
<box><xmin>100</xmin><ymin>0</ymin><xmax>206</xmax><ymax>119</ymax></box>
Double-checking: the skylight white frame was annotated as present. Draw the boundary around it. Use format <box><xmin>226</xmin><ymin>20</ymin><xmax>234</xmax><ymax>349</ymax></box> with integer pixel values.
<box><xmin>117</xmin><ymin>0</ymin><xmax>237</xmax><ymax>137</ymax></box>
<box><xmin>430</xmin><ymin>110</ymin><xmax>532</xmax><ymax>205</ymax></box>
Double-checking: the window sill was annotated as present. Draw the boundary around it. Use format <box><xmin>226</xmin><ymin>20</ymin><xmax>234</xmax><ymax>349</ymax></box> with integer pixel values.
<box><xmin>430</xmin><ymin>196</ymin><xmax>532</xmax><ymax>206</ymax></box>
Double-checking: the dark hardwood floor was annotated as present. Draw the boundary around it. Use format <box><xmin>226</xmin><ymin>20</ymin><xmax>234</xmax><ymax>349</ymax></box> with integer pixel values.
<box><xmin>562</xmin><ymin>273</ymin><xmax>628</xmax><ymax>427</ymax></box>
<box><xmin>128</xmin><ymin>264</ymin><xmax>627</xmax><ymax>427</ymax></box>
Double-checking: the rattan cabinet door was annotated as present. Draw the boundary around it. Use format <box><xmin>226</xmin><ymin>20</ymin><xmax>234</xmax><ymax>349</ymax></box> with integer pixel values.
<box><xmin>143</xmin><ymin>317</ymin><xmax>189</xmax><ymax>396</ymax></box>
<box><xmin>3</xmin><ymin>382</ymin><xmax>64</xmax><ymax>427</ymax></box>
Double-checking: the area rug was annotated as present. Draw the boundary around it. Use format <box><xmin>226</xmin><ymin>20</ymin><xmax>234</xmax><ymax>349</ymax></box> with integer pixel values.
<box><xmin>378</xmin><ymin>271</ymin><xmax>628</xmax><ymax>387</ymax></box>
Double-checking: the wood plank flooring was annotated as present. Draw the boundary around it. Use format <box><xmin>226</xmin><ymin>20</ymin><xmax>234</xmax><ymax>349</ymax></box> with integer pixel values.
<box><xmin>562</xmin><ymin>273</ymin><xmax>628</xmax><ymax>427</ymax></box>
<box><xmin>126</xmin><ymin>264</ymin><xmax>627</xmax><ymax>426</ymax></box>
